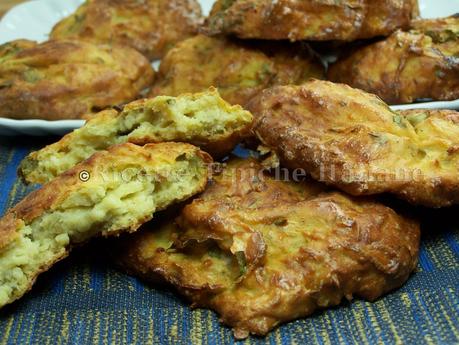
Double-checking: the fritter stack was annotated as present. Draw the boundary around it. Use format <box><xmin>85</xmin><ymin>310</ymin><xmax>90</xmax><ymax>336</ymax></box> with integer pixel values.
<box><xmin>0</xmin><ymin>0</ymin><xmax>458</xmax><ymax>340</ymax></box>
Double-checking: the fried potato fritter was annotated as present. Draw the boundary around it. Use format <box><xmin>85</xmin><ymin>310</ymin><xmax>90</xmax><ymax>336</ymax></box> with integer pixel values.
<box><xmin>0</xmin><ymin>142</ymin><xmax>211</xmax><ymax>308</ymax></box>
<box><xmin>205</xmin><ymin>0</ymin><xmax>419</xmax><ymax>41</ymax></box>
<box><xmin>50</xmin><ymin>0</ymin><xmax>203</xmax><ymax>60</ymax></box>
<box><xmin>19</xmin><ymin>89</ymin><xmax>252</xmax><ymax>184</ymax></box>
<box><xmin>0</xmin><ymin>39</ymin><xmax>154</xmax><ymax>120</ymax></box>
<box><xmin>328</xmin><ymin>16</ymin><xmax>459</xmax><ymax>104</ymax></box>
<box><xmin>249</xmin><ymin>80</ymin><xmax>459</xmax><ymax>207</ymax></box>
<box><xmin>118</xmin><ymin>158</ymin><xmax>420</xmax><ymax>338</ymax></box>
<box><xmin>150</xmin><ymin>35</ymin><xmax>324</xmax><ymax>106</ymax></box>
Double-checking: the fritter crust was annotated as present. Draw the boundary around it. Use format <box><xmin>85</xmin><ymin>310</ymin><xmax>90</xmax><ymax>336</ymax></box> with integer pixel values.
<box><xmin>0</xmin><ymin>142</ymin><xmax>211</xmax><ymax>308</ymax></box>
<box><xmin>50</xmin><ymin>0</ymin><xmax>203</xmax><ymax>60</ymax></box>
<box><xmin>0</xmin><ymin>39</ymin><xmax>154</xmax><ymax>120</ymax></box>
<box><xmin>149</xmin><ymin>35</ymin><xmax>324</xmax><ymax>106</ymax></box>
<box><xmin>249</xmin><ymin>80</ymin><xmax>459</xmax><ymax>207</ymax></box>
<box><xmin>204</xmin><ymin>0</ymin><xmax>419</xmax><ymax>41</ymax></box>
<box><xmin>19</xmin><ymin>89</ymin><xmax>253</xmax><ymax>184</ymax></box>
<box><xmin>118</xmin><ymin>158</ymin><xmax>420</xmax><ymax>338</ymax></box>
<box><xmin>328</xmin><ymin>16</ymin><xmax>459</xmax><ymax>104</ymax></box>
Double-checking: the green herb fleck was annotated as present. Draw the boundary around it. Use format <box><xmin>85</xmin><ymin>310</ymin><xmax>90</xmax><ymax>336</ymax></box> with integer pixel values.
<box><xmin>175</xmin><ymin>153</ymin><xmax>187</xmax><ymax>161</ymax></box>
<box><xmin>23</xmin><ymin>69</ymin><xmax>42</xmax><ymax>83</ymax></box>
<box><xmin>220</xmin><ymin>0</ymin><xmax>236</xmax><ymax>11</ymax></box>
<box><xmin>393</xmin><ymin>114</ymin><xmax>406</xmax><ymax>128</ymax></box>
<box><xmin>235</xmin><ymin>251</ymin><xmax>247</xmax><ymax>276</ymax></box>
<box><xmin>406</xmin><ymin>112</ymin><xmax>429</xmax><ymax>127</ymax></box>
<box><xmin>369</xmin><ymin>133</ymin><xmax>388</xmax><ymax>145</ymax></box>
<box><xmin>435</xmin><ymin>70</ymin><xmax>446</xmax><ymax>78</ymax></box>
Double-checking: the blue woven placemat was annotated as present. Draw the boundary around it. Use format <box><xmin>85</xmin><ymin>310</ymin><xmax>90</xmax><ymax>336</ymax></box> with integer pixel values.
<box><xmin>0</xmin><ymin>137</ymin><xmax>458</xmax><ymax>345</ymax></box>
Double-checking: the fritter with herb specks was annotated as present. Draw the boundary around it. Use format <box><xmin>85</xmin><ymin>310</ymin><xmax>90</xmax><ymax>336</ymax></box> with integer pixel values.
<box><xmin>118</xmin><ymin>158</ymin><xmax>419</xmax><ymax>339</ymax></box>
<box><xmin>50</xmin><ymin>0</ymin><xmax>203</xmax><ymax>60</ymax></box>
<box><xmin>250</xmin><ymin>80</ymin><xmax>459</xmax><ymax>207</ymax></box>
<box><xmin>205</xmin><ymin>0</ymin><xmax>419</xmax><ymax>41</ymax></box>
<box><xmin>0</xmin><ymin>39</ymin><xmax>154</xmax><ymax>120</ymax></box>
<box><xmin>149</xmin><ymin>35</ymin><xmax>324</xmax><ymax>106</ymax></box>
<box><xmin>19</xmin><ymin>89</ymin><xmax>252</xmax><ymax>184</ymax></box>
<box><xmin>328</xmin><ymin>15</ymin><xmax>459</xmax><ymax>104</ymax></box>
<box><xmin>0</xmin><ymin>142</ymin><xmax>211</xmax><ymax>309</ymax></box>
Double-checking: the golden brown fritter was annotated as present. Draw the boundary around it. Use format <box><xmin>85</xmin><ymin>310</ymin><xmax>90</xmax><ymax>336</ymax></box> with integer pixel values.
<box><xmin>0</xmin><ymin>142</ymin><xmax>212</xmax><ymax>309</ymax></box>
<box><xmin>50</xmin><ymin>0</ymin><xmax>203</xmax><ymax>60</ymax></box>
<box><xmin>150</xmin><ymin>35</ymin><xmax>324</xmax><ymax>106</ymax></box>
<box><xmin>328</xmin><ymin>16</ymin><xmax>459</xmax><ymax>104</ymax></box>
<box><xmin>205</xmin><ymin>0</ymin><xmax>419</xmax><ymax>41</ymax></box>
<box><xmin>118</xmin><ymin>158</ymin><xmax>420</xmax><ymax>339</ymax></box>
<box><xmin>0</xmin><ymin>39</ymin><xmax>154</xmax><ymax>120</ymax></box>
<box><xmin>249</xmin><ymin>80</ymin><xmax>459</xmax><ymax>208</ymax></box>
<box><xmin>19</xmin><ymin>89</ymin><xmax>253</xmax><ymax>184</ymax></box>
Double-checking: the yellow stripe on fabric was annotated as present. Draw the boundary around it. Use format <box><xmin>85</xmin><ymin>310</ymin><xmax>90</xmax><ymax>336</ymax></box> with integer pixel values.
<box><xmin>364</xmin><ymin>302</ymin><xmax>384</xmax><ymax>342</ymax></box>
<box><xmin>190</xmin><ymin>309</ymin><xmax>204</xmax><ymax>344</ymax></box>
<box><xmin>318</xmin><ymin>314</ymin><xmax>333</xmax><ymax>345</ymax></box>
<box><xmin>378</xmin><ymin>300</ymin><xmax>402</xmax><ymax>344</ymax></box>
<box><xmin>83</xmin><ymin>264</ymin><xmax>92</xmax><ymax>292</ymax></box>
<box><xmin>132</xmin><ymin>308</ymin><xmax>139</xmax><ymax>345</ymax></box>
<box><xmin>275</xmin><ymin>328</ymin><xmax>283</xmax><ymax>345</ymax></box>
<box><xmin>56</xmin><ymin>310</ymin><xmax>70</xmax><ymax>344</ymax></box>
<box><xmin>146</xmin><ymin>309</ymin><xmax>154</xmax><ymax>345</ymax></box>
<box><xmin>437</xmin><ymin>295</ymin><xmax>459</xmax><ymax>339</ymax></box>
<box><xmin>206</xmin><ymin>308</ymin><xmax>218</xmax><ymax>345</ymax></box>
<box><xmin>350</xmin><ymin>302</ymin><xmax>371</xmax><ymax>345</ymax></box>
<box><xmin>122</xmin><ymin>310</ymin><xmax>128</xmax><ymax>345</ymax></box>
<box><xmin>412</xmin><ymin>291</ymin><xmax>443</xmax><ymax>340</ymax></box>
<box><xmin>424</xmin><ymin>237</ymin><xmax>459</xmax><ymax>270</ymax></box>
<box><xmin>0</xmin><ymin>316</ymin><xmax>14</xmax><ymax>345</ymax></box>
<box><xmin>102</xmin><ymin>309</ymin><xmax>110</xmax><ymax>345</ymax></box>
<box><xmin>421</xmin><ymin>289</ymin><xmax>458</xmax><ymax>340</ymax></box>
<box><xmin>324</xmin><ymin>312</ymin><xmax>346</xmax><ymax>344</ymax></box>
<box><xmin>12</xmin><ymin>310</ymin><xmax>26</xmax><ymax>344</ymax></box>
<box><xmin>400</xmin><ymin>292</ymin><xmax>412</xmax><ymax>308</ymax></box>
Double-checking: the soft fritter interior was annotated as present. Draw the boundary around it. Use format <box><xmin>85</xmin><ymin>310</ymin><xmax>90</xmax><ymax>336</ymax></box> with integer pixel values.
<box><xmin>123</xmin><ymin>92</ymin><xmax>248</xmax><ymax>143</ymax></box>
<box><xmin>20</xmin><ymin>91</ymin><xmax>251</xmax><ymax>184</ymax></box>
<box><xmin>133</xmin><ymin>223</ymin><xmax>240</xmax><ymax>289</ymax></box>
<box><xmin>0</xmin><ymin>157</ymin><xmax>205</xmax><ymax>307</ymax></box>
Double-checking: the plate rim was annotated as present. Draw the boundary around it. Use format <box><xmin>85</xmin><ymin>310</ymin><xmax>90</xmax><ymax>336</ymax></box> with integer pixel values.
<box><xmin>0</xmin><ymin>0</ymin><xmax>458</xmax><ymax>135</ymax></box>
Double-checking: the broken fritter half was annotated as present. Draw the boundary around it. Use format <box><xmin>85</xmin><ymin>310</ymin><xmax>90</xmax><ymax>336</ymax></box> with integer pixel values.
<box><xmin>149</xmin><ymin>35</ymin><xmax>324</xmax><ymax>106</ymax></box>
<box><xmin>0</xmin><ymin>39</ymin><xmax>154</xmax><ymax>120</ymax></box>
<box><xmin>0</xmin><ymin>142</ymin><xmax>211</xmax><ymax>309</ymax></box>
<box><xmin>50</xmin><ymin>0</ymin><xmax>203</xmax><ymax>60</ymax></box>
<box><xmin>249</xmin><ymin>80</ymin><xmax>459</xmax><ymax>208</ymax></box>
<box><xmin>118</xmin><ymin>158</ymin><xmax>420</xmax><ymax>339</ymax></box>
<box><xmin>19</xmin><ymin>89</ymin><xmax>253</xmax><ymax>184</ymax></box>
<box><xmin>204</xmin><ymin>0</ymin><xmax>419</xmax><ymax>41</ymax></box>
<box><xmin>328</xmin><ymin>15</ymin><xmax>459</xmax><ymax>104</ymax></box>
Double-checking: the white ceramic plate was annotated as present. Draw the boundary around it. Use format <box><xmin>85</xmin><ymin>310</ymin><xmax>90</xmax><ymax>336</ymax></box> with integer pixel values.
<box><xmin>0</xmin><ymin>0</ymin><xmax>458</xmax><ymax>136</ymax></box>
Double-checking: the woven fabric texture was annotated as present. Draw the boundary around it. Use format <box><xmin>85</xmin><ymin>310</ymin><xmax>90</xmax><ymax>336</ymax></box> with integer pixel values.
<box><xmin>0</xmin><ymin>137</ymin><xmax>458</xmax><ymax>345</ymax></box>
